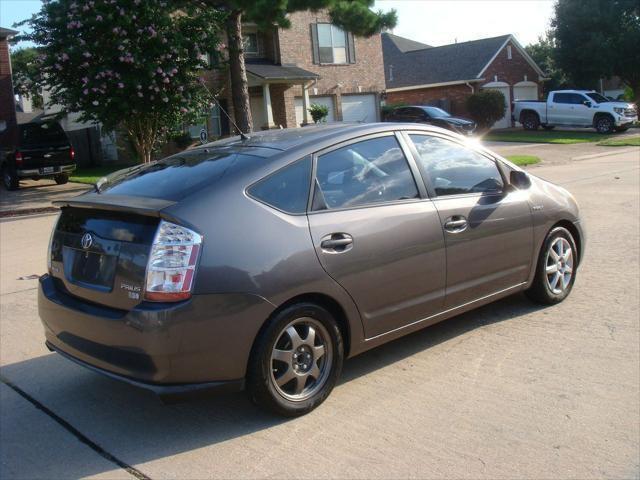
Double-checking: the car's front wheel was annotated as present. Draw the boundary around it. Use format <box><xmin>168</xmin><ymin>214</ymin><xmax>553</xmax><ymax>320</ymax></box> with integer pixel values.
<box><xmin>247</xmin><ymin>303</ymin><xmax>343</xmax><ymax>417</ymax></box>
<box><xmin>526</xmin><ymin>226</ymin><xmax>578</xmax><ymax>304</ymax></box>
<box><xmin>594</xmin><ymin>115</ymin><xmax>614</xmax><ymax>134</ymax></box>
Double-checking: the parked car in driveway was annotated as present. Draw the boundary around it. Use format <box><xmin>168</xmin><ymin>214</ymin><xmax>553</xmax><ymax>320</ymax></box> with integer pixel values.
<box><xmin>385</xmin><ymin>106</ymin><xmax>476</xmax><ymax>136</ymax></box>
<box><xmin>39</xmin><ymin>123</ymin><xmax>584</xmax><ymax>416</ymax></box>
<box><xmin>1</xmin><ymin>120</ymin><xmax>76</xmax><ymax>190</ymax></box>
<box><xmin>512</xmin><ymin>90</ymin><xmax>638</xmax><ymax>133</ymax></box>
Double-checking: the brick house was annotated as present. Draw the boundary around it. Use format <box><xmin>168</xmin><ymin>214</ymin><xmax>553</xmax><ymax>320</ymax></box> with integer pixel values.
<box><xmin>382</xmin><ymin>33</ymin><xmax>547</xmax><ymax>129</ymax></box>
<box><xmin>206</xmin><ymin>10</ymin><xmax>386</xmax><ymax>136</ymax></box>
<box><xmin>0</xmin><ymin>27</ymin><xmax>18</xmax><ymax>150</ymax></box>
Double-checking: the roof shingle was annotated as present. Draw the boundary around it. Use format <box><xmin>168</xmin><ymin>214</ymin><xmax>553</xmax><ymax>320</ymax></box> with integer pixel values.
<box><xmin>382</xmin><ymin>33</ymin><xmax>511</xmax><ymax>89</ymax></box>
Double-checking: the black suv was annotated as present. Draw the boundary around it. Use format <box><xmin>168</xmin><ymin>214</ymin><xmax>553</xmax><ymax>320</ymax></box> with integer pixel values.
<box><xmin>385</xmin><ymin>106</ymin><xmax>476</xmax><ymax>136</ymax></box>
<box><xmin>1</xmin><ymin>121</ymin><xmax>76</xmax><ymax>190</ymax></box>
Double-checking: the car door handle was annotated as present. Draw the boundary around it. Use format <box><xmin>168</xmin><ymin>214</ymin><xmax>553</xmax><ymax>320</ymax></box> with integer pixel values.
<box><xmin>444</xmin><ymin>216</ymin><xmax>468</xmax><ymax>233</ymax></box>
<box><xmin>320</xmin><ymin>233</ymin><xmax>353</xmax><ymax>252</ymax></box>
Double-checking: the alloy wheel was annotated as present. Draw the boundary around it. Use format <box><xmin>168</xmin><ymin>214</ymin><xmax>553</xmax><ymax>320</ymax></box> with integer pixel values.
<box><xmin>597</xmin><ymin>117</ymin><xmax>612</xmax><ymax>133</ymax></box>
<box><xmin>270</xmin><ymin>317</ymin><xmax>332</xmax><ymax>402</ymax></box>
<box><xmin>545</xmin><ymin>237</ymin><xmax>573</xmax><ymax>294</ymax></box>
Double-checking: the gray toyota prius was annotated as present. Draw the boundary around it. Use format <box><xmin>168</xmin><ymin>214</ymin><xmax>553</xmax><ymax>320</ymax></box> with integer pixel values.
<box><xmin>39</xmin><ymin>123</ymin><xmax>584</xmax><ymax>416</ymax></box>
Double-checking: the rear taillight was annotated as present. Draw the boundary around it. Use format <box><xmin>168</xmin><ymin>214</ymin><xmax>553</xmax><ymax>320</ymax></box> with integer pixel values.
<box><xmin>15</xmin><ymin>151</ymin><xmax>23</xmax><ymax>166</ymax></box>
<box><xmin>69</xmin><ymin>146</ymin><xmax>75</xmax><ymax>161</ymax></box>
<box><xmin>144</xmin><ymin>220</ymin><xmax>202</xmax><ymax>302</ymax></box>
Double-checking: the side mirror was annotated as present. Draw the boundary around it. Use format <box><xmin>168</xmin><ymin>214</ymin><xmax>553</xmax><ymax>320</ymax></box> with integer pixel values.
<box><xmin>510</xmin><ymin>170</ymin><xmax>531</xmax><ymax>189</ymax></box>
<box><xmin>583</xmin><ymin>100</ymin><xmax>592</xmax><ymax>107</ymax></box>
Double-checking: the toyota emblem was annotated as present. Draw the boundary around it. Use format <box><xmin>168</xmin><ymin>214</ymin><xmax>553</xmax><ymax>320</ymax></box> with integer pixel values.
<box><xmin>81</xmin><ymin>233</ymin><xmax>93</xmax><ymax>250</ymax></box>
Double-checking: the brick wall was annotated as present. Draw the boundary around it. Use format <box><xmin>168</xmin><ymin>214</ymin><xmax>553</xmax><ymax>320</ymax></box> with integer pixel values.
<box><xmin>278</xmin><ymin>10</ymin><xmax>386</xmax><ymax>98</ymax></box>
<box><xmin>0</xmin><ymin>37</ymin><xmax>18</xmax><ymax>148</ymax></box>
<box><xmin>482</xmin><ymin>40</ymin><xmax>542</xmax><ymax>100</ymax></box>
<box><xmin>386</xmin><ymin>83</ymin><xmax>475</xmax><ymax>117</ymax></box>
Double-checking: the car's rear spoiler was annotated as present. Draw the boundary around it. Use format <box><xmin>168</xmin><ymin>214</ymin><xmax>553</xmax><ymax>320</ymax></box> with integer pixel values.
<box><xmin>53</xmin><ymin>194</ymin><xmax>176</xmax><ymax>217</ymax></box>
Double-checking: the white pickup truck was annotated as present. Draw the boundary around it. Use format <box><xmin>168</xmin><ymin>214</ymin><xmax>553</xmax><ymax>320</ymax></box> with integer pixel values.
<box><xmin>512</xmin><ymin>90</ymin><xmax>637</xmax><ymax>134</ymax></box>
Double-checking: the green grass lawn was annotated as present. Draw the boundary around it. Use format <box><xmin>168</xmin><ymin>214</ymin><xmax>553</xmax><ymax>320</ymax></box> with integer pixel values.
<box><xmin>505</xmin><ymin>155</ymin><xmax>541</xmax><ymax>166</ymax></box>
<box><xmin>597</xmin><ymin>135</ymin><xmax>640</xmax><ymax>147</ymax></box>
<box><xmin>484</xmin><ymin>130</ymin><xmax>613</xmax><ymax>144</ymax></box>
<box><xmin>69</xmin><ymin>165</ymin><xmax>134</xmax><ymax>184</ymax></box>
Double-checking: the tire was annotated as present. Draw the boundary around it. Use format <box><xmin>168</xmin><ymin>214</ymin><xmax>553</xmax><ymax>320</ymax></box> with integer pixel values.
<box><xmin>522</xmin><ymin>112</ymin><xmax>540</xmax><ymax>130</ymax></box>
<box><xmin>247</xmin><ymin>302</ymin><xmax>344</xmax><ymax>417</ymax></box>
<box><xmin>542</xmin><ymin>125</ymin><xmax>555</xmax><ymax>131</ymax></box>
<box><xmin>54</xmin><ymin>173</ymin><xmax>69</xmax><ymax>185</ymax></box>
<box><xmin>525</xmin><ymin>227</ymin><xmax>578</xmax><ymax>305</ymax></box>
<box><xmin>594</xmin><ymin>115</ymin><xmax>614</xmax><ymax>134</ymax></box>
<box><xmin>2</xmin><ymin>165</ymin><xmax>18</xmax><ymax>190</ymax></box>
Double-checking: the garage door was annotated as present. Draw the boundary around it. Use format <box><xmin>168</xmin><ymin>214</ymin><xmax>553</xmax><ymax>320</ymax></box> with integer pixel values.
<box><xmin>295</xmin><ymin>96</ymin><xmax>335</xmax><ymax>126</ymax></box>
<box><xmin>481</xmin><ymin>83</ymin><xmax>511</xmax><ymax>129</ymax></box>
<box><xmin>513</xmin><ymin>83</ymin><xmax>538</xmax><ymax>101</ymax></box>
<box><xmin>342</xmin><ymin>94</ymin><xmax>377</xmax><ymax>123</ymax></box>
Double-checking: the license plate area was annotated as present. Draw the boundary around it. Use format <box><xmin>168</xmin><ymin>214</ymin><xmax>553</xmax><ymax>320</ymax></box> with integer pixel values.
<box><xmin>41</xmin><ymin>166</ymin><xmax>56</xmax><ymax>174</ymax></box>
<box><xmin>63</xmin><ymin>246</ymin><xmax>118</xmax><ymax>292</ymax></box>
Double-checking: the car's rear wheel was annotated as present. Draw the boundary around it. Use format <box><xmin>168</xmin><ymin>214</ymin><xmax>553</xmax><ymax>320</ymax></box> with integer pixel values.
<box><xmin>594</xmin><ymin>115</ymin><xmax>614</xmax><ymax>134</ymax></box>
<box><xmin>526</xmin><ymin>227</ymin><xmax>578</xmax><ymax>304</ymax></box>
<box><xmin>247</xmin><ymin>303</ymin><xmax>343</xmax><ymax>417</ymax></box>
<box><xmin>522</xmin><ymin>112</ymin><xmax>540</xmax><ymax>130</ymax></box>
<box><xmin>2</xmin><ymin>166</ymin><xmax>18</xmax><ymax>190</ymax></box>
<box><xmin>54</xmin><ymin>173</ymin><xmax>69</xmax><ymax>185</ymax></box>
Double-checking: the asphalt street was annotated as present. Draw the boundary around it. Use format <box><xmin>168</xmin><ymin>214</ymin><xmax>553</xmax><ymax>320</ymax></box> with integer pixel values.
<box><xmin>0</xmin><ymin>146</ymin><xmax>639</xmax><ymax>479</ymax></box>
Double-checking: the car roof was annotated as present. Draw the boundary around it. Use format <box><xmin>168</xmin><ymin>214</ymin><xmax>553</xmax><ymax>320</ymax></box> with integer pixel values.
<box><xmin>195</xmin><ymin>122</ymin><xmax>409</xmax><ymax>153</ymax></box>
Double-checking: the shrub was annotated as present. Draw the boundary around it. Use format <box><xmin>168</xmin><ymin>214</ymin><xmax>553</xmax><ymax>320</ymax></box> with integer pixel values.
<box><xmin>380</xmin><ymin>102</ymin><xmax>407</xmax><ymax>120</ymax></box>
<box><xmin>466</xmin><ymin>90</ymin><xmax>507</xmax><ymax>130</ymax></box>
<box><xmin>309</xmin><ymin>104</ymin><xmax>329</xmax><ymax>123</ymax></box>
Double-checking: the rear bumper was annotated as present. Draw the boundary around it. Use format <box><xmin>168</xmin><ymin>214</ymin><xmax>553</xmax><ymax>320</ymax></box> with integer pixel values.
<box><xmin>18</xmin><ymin>164</ymin><xmax>76</xmax><ymax>178</ymax></box>
<box><xmin>38</xmin><ymin>274</ymin><xmax>274</xmax><ymax>398</ymax></box>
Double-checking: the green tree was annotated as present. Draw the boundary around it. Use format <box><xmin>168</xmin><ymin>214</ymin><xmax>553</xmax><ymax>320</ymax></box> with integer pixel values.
<box><xmin>204</xmin><ymin>0</ymin><xmax>397</xmax><ymax>133</ymax></box>
<box><xmin>11</xmin><ymin>47</ymin><xmax>44</xmax><ymax>109</ymax></box>
<box><xmin>525</xmin><ymin>32</ymin><xmax>569</xmax><ymax>94</ymax></box>
<box><xmin>465</xmin><ymin>90</ymin><xmax>506</xmax><ymax>131</ymax></box>
<box><xmin>19</xmin><ymin>0</ymin><xmax>225</xmax><ymax>163</ymax></box>
<box><xmin>552</xmin><ymin>0</ymin><xmax>640</xmax><ymax>101</ymax></box>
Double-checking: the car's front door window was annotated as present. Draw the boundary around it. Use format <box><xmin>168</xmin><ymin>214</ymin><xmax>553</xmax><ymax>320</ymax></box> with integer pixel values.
<box><xmin>408</xmin><ymin>135</ymin><xmax>503</xmax><ymax>196</ymax></box>
<box><xmin>313</xmin><ymin>135</ymin><xmax>419</xmax><ymax>210</ymax></box>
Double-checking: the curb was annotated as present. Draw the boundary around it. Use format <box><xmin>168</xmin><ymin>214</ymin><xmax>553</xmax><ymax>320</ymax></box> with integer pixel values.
<box><xmin>572</xmin><ymin>147</ymin><xmax>640</xmax><ymax>161</ymax></box>
<box><xmin>0</xmin><ymin>206</ymin><xmax>59</xmax><ymax>218</ymax></box>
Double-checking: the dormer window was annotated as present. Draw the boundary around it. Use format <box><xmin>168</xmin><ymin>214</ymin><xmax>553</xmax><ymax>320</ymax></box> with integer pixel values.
<box><xmin>311</xmin><ymin>23</ymin><xmax>355</xmax><ymax>65</ymax></box>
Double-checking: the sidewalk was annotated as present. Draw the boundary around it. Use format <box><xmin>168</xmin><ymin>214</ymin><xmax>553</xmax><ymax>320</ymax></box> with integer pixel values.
<box><xmin>0</xmin><ymin>180</ymin><xmax>90</xmax><ymax>217</ymax></box>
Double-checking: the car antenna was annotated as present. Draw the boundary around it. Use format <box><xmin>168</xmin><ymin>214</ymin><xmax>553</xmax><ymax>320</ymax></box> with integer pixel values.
<box><xmin>211</xmin><ymin>95</ymin><xmax>251</xmax><ymax>141</ymax></box>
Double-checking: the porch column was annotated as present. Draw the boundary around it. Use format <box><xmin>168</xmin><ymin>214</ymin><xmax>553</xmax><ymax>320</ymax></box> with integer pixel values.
<box><xmin>302</xmin><ymin>83</ymin><xmax>311</xmax><ymax>125</ymax></box>
<box><xmin>262</xmin><ymin>83</ymin><xmax>275</xmax><ymax>129</ymax></box>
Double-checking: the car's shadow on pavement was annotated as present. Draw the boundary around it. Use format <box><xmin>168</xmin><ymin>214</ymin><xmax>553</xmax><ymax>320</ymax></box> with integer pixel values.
<box><xmin>1</xmin><ymin>293</ymin><xmax>544</xmax><ymax>478</ymax></box>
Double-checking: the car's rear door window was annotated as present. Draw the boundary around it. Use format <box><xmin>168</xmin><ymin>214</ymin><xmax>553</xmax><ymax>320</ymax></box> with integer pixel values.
<box><xmin>409</xmin><ymin>134</ymin><xmax>503</xmax><ymax>196</ymax></box>
<box><xmin>313</xmin><ymin>135</ymin><xmax>419</xmax><ymax>210</ymax></box>
<box><xmin>248</xmin><ymin>156</ymin><xmax>312</xmax><ymax>214</ymax></box>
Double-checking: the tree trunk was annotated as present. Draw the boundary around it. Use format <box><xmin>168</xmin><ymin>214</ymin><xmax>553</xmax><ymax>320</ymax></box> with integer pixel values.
<box><xmin>226</xmin><ymin>9</ymin><xmax>253</xmax><ymax>134</ymax></box>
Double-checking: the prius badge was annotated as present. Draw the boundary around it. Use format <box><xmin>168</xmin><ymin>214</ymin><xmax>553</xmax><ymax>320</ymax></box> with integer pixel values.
<box><xmin>81</xmin><ymin>233</ymin><xmax>93</xmax><ymax>249</ymax></box>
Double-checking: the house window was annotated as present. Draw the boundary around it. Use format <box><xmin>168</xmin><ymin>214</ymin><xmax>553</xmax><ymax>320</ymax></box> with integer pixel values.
<box><xmin>243</xmin><ymin>33</ymin><xmax>258</xmax><ymax>55</ymax></box>
<box><xmin>507</xmin><ymin>45</ymin><xmax>512</xmax><ymax>60</ymax></box>
<box><xmin>317</xmin><ymin>24</ymin><xmax>347</xmax><ymax>64</ymax></box>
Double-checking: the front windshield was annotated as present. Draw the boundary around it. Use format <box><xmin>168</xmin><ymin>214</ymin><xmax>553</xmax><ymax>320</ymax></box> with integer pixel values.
<box><xmin>423</xmin><ymin>107</ymin><xmax>451</xmax><ymax>118</ymax></box>
<box><xmin>586</xmin><ymin>92</ymin><xmax>610</xmax><ymax>104</ymax></box>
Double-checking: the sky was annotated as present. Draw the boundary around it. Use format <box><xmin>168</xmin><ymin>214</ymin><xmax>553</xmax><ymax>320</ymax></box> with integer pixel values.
<box><xmin>1</xmin><ymin>0</ymin><xmax>554</xmax><ymax>49</ymax></box>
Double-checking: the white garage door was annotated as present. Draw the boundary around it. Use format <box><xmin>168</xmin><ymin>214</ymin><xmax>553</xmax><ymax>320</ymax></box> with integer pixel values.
<box><xmin>295</xmin><ymin>96</ymin><xmax>335</xmax><ymax>126</ymax></box>
<box><xmin>513</xmin><ymin>83</ymin><xmax>538</xmax><ymax>101</ymax></box>
<box><xmin>481</xmin><ymin>83</ymin><xmax>511</xmax><ymax>129</ymax></box>
<box><xmin>342</xmin><ymin>94</ymin><xmax>377</xmax><ymax>123</ymax></box>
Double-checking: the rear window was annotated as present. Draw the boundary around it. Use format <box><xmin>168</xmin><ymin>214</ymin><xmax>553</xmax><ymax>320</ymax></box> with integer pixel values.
<box><xmin>20</xmin><ymin>122</ymin><xmax>67</xmax><ymax>147</ymax></box>
<box><xmin>248</xmin><ymin>156</ymin><xmax>311</xmax><ymax>214</ymax></box>
<box><xmin>99</xmin><ymin>149</ymin><xmax>271</xmax><ymax>201</ymax></box>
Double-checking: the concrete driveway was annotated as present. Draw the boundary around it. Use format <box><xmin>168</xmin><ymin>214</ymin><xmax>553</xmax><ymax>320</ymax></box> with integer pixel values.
<box><xmin>1</xmin><ymin>147</ymin><xmax>638</xmax><ymax>479</ymax></box>
<box><xmin>0</xmin><ymin>180</ymin><xmax>89</xmax><ymax>216</ymax></box>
